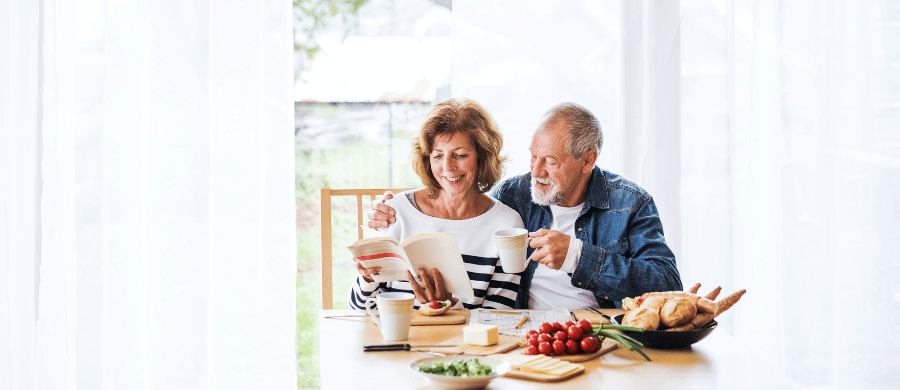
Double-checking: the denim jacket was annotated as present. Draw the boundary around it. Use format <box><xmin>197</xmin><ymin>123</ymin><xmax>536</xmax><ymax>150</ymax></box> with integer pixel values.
<box><xmin>494</xmin><ymin>166</ymin><xmax>683</xmax><ymax>309</ymax></box>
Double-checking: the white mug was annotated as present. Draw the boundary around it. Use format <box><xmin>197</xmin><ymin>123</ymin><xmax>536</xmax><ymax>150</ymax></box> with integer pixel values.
<box><xmin>494</xmin><ymin>228</ymin><xmax>533</xmax><ymax>273</ymax></box>
<box><xmin>365</xmin><ymin>292</ymin><xmax>415</xmax><ymax>341</ymax></box>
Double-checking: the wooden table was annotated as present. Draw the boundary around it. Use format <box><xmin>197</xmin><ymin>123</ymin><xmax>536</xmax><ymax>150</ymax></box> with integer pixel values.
<box><xmin>319</xmin><ymin>309</ymin><xmax>799</xmax><ymax>389</ymax></box>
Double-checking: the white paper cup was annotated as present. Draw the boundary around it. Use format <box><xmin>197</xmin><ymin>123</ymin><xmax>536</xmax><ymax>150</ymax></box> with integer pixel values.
<box><xmin>365</xmin><ymin>292</ymin><xmax>415</xmax><ymax>341</ymax></box>
<box><xmin>494</xmin><ymin>228</ymin><xmax>532</xmax><ymax>273</ymax></box>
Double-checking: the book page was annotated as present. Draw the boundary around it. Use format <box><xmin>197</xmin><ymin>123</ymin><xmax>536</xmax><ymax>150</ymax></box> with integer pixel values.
<box><xmin>347</xmin><ymin>238</ymin><xmax>414</xmax><ymax>282</ymax></box>
<box><xmin>360</xmin><ymin>225</ymin><xmax>387</xmax><ymax>240</ymax></box>
<box><xmin>401</xmin><ymin>232</ymin><xmax>475</xmax><ymax>301</ymax></box>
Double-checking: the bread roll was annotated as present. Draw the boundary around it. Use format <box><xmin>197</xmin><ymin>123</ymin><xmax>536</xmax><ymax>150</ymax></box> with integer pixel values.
<box><xmin>639</xmin><ymin>296</ymin><xmax>666</xmax><ymax>311</ymax></box>
<box><xmin>697</xmin><ymin>297</ymin><xmax>718</xmax><ymax>315</ymax></box>
<box><xmin>704</xmin><ymin>286</ymin><xmax>722</xmax><ymax>300</ymax></box>
<box><xmin>622</xmin><ymin>306</ymin><xmax>661</xmax><ymax>331</ymax></box>
<box><xmin>688</xmin><ymin>283</ymin><xmax>701</xmax><ymax>294</ymax></box>
<box><xmin>665</xmin><ymin>323</ymin><xmax>694</xmax><ymax>332</ymax></box>
<box><xmin>659</xmin><ymin>297</ymin><xmax>697</xmax><ymax>328</ymax></box>
<box><xmin>714</xmin><ymin>289</ymin><xmax>746</xmax><ymax>318</ymax></box>
<box><xmin>622</xmin><ymin>297</ymin><xmax>640</xmax><ymax>312</ymax></box>
<box><xmin>641</xmin><ymin>291</ymin><xmax>701</xmax><ymax>306</ymax></box>
<box><xmin>690</xmin><ymin>312</ymin><xmax>715</xmax><ymax>329</ymax></box>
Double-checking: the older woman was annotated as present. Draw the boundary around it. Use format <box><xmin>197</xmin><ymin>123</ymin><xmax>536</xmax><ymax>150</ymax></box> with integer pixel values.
<box><xmin>349</xmin><ymin>98</ymin><xmax>524</xmax><ymax>310</ymax></box>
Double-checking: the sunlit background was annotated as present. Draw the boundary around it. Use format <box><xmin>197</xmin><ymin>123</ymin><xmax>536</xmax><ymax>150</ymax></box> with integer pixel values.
<box><xmin>296</xmin><ymin>0</ymin><xmax>900</xmax><ymax>389</ymax></box>
<box><xmin>2</xmin><ymin>0</ymin><xmax>895</xmax><ymax>389</ymax></box>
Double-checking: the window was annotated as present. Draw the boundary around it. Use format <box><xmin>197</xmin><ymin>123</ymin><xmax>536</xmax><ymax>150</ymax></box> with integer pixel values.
<box><xmin>293</xmin><ymin>0</ymin><xmax>451</xmax><ymax>387</ymax></box>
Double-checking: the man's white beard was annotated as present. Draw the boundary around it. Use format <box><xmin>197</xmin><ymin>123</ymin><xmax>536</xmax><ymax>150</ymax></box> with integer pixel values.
<box><xmin>531</xmin><ymin>176</ymin><xmax>564</xmax><ymax>206</ymax></box>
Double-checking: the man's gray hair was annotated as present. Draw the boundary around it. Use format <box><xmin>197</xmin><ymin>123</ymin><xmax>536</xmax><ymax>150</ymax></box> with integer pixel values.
<box><xmin>537</xmin><ymin>102</ymin><xmax>602</xmax><ymax>158</ymax></box>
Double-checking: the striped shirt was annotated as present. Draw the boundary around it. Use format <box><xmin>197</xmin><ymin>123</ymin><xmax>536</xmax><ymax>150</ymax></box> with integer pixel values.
<box><xmin>349</xmin><ymin>189</ymin><xmax>524</xmax><ymax>310</ymax></box>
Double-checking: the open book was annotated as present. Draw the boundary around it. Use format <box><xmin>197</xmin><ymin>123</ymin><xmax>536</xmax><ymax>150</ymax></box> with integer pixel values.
<box><xmin>347</xmin><ymin>230</ymin><xmax>475</xmax><ymax>301</ymax></box>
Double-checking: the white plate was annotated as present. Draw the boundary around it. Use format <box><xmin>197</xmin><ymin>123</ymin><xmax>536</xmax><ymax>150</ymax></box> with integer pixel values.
<box><xmin>409</xmin><ymin>355</ymin><xmax>511</xmax><ymax>390</ymax></box>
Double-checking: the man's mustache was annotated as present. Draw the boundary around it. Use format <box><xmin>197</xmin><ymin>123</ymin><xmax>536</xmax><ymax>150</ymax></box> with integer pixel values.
<box><xmin>534</xmin><ymin>177</ymin><xmax>556</xmax><ymax>186</ymax></box>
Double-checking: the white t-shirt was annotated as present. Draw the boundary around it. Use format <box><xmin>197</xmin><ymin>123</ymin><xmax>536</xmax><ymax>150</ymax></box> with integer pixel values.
<box><xmin>528</xmin><ymin>203</ymin><xmax>600</xmax><ymax>309</ymax></box>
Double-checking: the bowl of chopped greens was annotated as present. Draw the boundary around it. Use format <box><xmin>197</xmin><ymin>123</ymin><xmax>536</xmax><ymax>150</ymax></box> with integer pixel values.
<box><xmin>409</xmin><ymin>355</ymin><xmax>511</xmax><ymax>389</ymax></box>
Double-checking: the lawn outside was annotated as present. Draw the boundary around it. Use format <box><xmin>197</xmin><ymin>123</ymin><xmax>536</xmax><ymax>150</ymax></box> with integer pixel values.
<box><xmin>295</xmin><ymin>107</ymin><xmax>425</xmax><ymax>388</ymax></box>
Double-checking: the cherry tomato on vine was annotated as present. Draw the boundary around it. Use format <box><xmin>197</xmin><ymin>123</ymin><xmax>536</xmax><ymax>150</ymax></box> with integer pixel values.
<box><xmin>539</xmin><ymin>322</ymin><xmax>555</xmax><ymax>334</ymax></box>
<box><xmin>538</xmin><ymin>333</ymin><xmax>553</xmax><ymax>344</ymax></box>
<box><xmin>552</xmin><ymin>340</ymin><xmax>567</xmax><ymax>355</ymax></box>
<box><xmin>580</xmin><ymin>336</ymin><xmax>597</xmax><ymax>353</ymax></box>
<box><xmin>552</xmin><ymin>322</ymin><xmax>565</xmax><ymax>333</ymax></box>
<box><xmin>538</xmin><ymin>341</ymin><xmax>552</xmax><ymax>355</ymax></box>
<box><xmin>565</xmin><ymin>339</ymin><xmax>579</xmax><ymax>354</ymax></box>
<box><xmin>567</xmin><ymin>325</ymin><xmax>583</xmax><ymax>341</ymax></box>
<box><xmin>554</xmin><ymin>330</ymin><xmax>568</xmax><ymax>343</ymax></box>
<box><xmin>578</xmin><ymin>318</ymin><xmax>593</xmax><ymax>334</ymax></box>
<box><xmin>524</xmin><ymin>345</ymin><xmax>538</xmax><ymax>355</ymax></box>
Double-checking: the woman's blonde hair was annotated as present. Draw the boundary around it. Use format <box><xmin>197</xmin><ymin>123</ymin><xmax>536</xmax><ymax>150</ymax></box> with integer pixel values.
<box><xmin>411</xmin><ymin>98</ymin><xmax>506</xmax><ymax>197</ymax></box>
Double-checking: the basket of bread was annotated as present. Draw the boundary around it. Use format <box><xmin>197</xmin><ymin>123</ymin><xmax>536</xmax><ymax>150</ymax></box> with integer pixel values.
<box><xmin>610</xmin><ymin>283</ymin><xmax>746</xmax><ymax>349</ymax></box>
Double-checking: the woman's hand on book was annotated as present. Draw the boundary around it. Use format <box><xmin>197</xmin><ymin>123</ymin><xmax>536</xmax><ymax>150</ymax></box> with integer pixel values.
<box><xmin>366</xmin><ymin>191</ymin><xmax>396</xmax><ymax>229</ymax></box>
<box><xmin>406</xmin><ymin>268</ymin><xmax>451</xmax><ymax>304</ymax></box>
<box><xmin>354</xmin><ymin>258</ymin><xmax>381</xmax><ymax>283</ymax></box>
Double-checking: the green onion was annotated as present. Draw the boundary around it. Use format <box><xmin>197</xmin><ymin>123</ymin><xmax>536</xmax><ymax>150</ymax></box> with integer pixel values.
<box><xmin>592</xmin><ymin>323</ymin><xmax>646</xmax><ymax>332</ymax></box>
<box><xmin>612</xmin><ymin>332</ymin><xmax>645</xmax><ymax>349</ymax></box>
<box><xmin>589</xmin><ymin>324</ymin><xmax>651</xmax><ymax>361</ymax></box>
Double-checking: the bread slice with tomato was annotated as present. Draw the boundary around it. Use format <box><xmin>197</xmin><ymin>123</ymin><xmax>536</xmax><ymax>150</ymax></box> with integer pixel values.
<box><xmin>419</xmin><ymin>300</ymin><xmax>451</xmax><ymax>316</ymax></box>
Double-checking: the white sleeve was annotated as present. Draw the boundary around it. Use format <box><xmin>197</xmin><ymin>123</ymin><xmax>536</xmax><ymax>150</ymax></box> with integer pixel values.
<box><xmin>559</xmin><ymin>237</ymin><xmax>582</xmax><ymax>274</ymax></box>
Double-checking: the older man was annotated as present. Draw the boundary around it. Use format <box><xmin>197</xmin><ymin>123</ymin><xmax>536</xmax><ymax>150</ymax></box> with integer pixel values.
<box><xmin>369</xmin><ymin>102</ymin><xmax>682</xmax><ymax>309</ymax></box>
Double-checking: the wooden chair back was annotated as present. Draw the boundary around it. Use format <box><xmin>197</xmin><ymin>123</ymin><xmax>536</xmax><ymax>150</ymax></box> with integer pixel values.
<box><xmin>319</xmin><ymin>188</ymin><xmax>412</xmax><ymax>309</ymax></box>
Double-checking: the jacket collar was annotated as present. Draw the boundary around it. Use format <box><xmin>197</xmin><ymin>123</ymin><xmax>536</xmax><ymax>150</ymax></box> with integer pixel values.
<box><xmin>583</xmin><ymin>166</ymin><xmax>610</xmax><ymax>210</ymax></box>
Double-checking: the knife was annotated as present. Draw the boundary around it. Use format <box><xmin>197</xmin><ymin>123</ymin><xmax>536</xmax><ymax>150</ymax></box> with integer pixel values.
<box><xmin>583</xmin><ymin>306</ymin><xmax>613</xmax><ymax>321</ymax></box>
<box><xmin>363</xmin><ymin>344</ymin><xmax>457</xmax><ymax>352</ymax></box>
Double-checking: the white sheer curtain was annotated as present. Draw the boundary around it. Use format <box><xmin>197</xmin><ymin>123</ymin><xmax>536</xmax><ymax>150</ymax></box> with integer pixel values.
<box><xmin>681</xmin><ymin>1</ymin><xmax>900</xmax><ymax>387</ymax></box>
<box><xmin>2</xmin><ymin>1</ymin><xmax>43</xmax><ymax>387</ymax></box>
<box><xmin>2</xmin><ymin>1</ymin><xmax>297</xmax><ymax>389</ymax></box>
<box><xmin>455</xmin><ymin>0</ymin><xmax>899</xmax><ymax>389</ymax></box>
